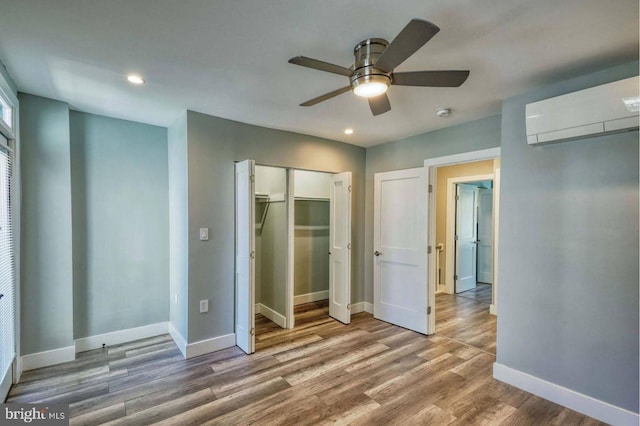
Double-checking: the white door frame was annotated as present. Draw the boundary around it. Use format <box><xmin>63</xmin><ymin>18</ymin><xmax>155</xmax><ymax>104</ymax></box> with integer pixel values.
<box><xmin>424</xmin><ymin>148</ymin><xmax>501</xmax><ymax>332</ymax></box>
<box><xmin>286</xmin><ymin>169</ymin><xmax>295</xmax><ymax>328</ymax></box>
<box><xmin>445</xmin><ymin>174</ymin><xmax>494</xmax><ymax>295</ymax></box>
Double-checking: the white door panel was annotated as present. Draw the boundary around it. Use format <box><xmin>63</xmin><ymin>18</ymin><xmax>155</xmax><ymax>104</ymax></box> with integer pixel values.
<box><xmin>235</xmin><ymin>160</ymin><xmax>255</xmax><ymax>354</ymax></box>
<box><xmin>477</xmin><ymin>188</ymin><xmax>493</xmax><ymax>284</ymax></box>
<box><xmin>455</xmin><ymin>184</ymin><xmax>477</xmax><ymax>293</ymax></box>
<box><xmin>374</xmin><ymin>168</ymin><xmax>427</xmax><ymax>334</ymax></box>
<box><xmin>329</xmin><ymin>172</ymin><xmax>351</xmax><ymax>324</ymax></box>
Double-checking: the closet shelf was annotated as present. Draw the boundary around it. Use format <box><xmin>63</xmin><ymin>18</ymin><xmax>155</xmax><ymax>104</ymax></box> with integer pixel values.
<box><xmin>294</xmin><ymin>196</ymin><xmax>330</xmax><ymax>202</ymax></box>
<box><xmin>294</xmin><ymin>225</ymin><xmax>329</xmax><ymax>231</ymax></box>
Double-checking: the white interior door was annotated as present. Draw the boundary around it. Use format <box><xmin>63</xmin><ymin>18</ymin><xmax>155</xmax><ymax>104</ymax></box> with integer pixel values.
<box><xmin>329</xmin><ymin>172</ymin><xmax>351</xmax><ymax>324</ymax></box>
<box><xmin>477</xmin><ymin>187</ymin><xmax>493</xmax><ymax>284</ymax></box>
<box><xmin>455</xmin><ymin>184</ymin><xmax>478</xmax><ymax>293</ymax></box>
<box><xmin>235</xmin><ymin>160</ymin><xmax>256</xmax><ymax>354</ymax></box>
<box><xmin>373</xmin><ymin>168</ymin><xmax>427</xmax><ymax>334</ymax></box>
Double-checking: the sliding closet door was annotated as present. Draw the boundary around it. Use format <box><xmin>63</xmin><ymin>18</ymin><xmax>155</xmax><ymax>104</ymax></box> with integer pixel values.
<box><xmin>329</xmin><ymin>172</ymin><xmax>351</xmax><ymax>324</ymax></box>
<box><xmin>235</xmin><ymin>160</ymin><xmax>255</xmax><ymax>354</ymax></box>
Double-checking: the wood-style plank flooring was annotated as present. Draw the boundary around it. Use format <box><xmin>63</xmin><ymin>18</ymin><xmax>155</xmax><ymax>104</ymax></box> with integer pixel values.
<box><xmin>7</xmin><ymin>297</ymin><xmax>606</xmax><ymax>425</ymax></box>
<box><xmin>456</xmin><ymin>283</ymin><xmax>493</xmax><ymax>305</ymax></box>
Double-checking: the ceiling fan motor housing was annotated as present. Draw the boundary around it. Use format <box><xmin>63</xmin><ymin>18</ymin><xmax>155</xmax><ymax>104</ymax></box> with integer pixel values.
<box><xmin>350</xmin><ymin>38</ymin><xmax>392</xmax><ymax>92</ymax></box>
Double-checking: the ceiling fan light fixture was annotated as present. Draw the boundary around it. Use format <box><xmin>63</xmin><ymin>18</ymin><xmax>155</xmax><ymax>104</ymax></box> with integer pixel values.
<box><xmin>352</xmin><ymin>74</ymin><xmax>390</xmax><ymax>98</ymax></box>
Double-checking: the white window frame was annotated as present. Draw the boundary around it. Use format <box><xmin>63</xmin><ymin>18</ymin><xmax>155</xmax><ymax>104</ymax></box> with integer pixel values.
<box><xmin>0</xmin><ymin>69</ymin><xmax>20</xmax><ymax>396</ymax></box>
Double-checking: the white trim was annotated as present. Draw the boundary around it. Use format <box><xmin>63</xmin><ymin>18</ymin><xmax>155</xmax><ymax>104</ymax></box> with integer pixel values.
<box><xmin>489</xmin><ymin>304</ymin><xmax>497</xmax><ymax>315</ymax></box>
<box><xmin>256</xmin><ymin>303</ymin><xmax>287</xmax><ymax>328</ymax></box>
<box><xmin>168</xmin><ymin>322</ymin><xmax>187</xmax><ymax>358</ymax></box>
<box><xmin>445</xmin><ymin>174</ymin><xmax>494</xmax><ymax>295</ymax></box>
<box><xmin>350</xmin><ymin>302</ymin><xmax>373</xmax><ymax>314</ymax></box>
<box><xmin>186</xmin><ymin>333</ymin><xmax>236</xmax><ymax>359</ymax></box>
<box><xmin>74</xmin><ymin>322</ymin><xmax>169</xmax><ymax>353</ymax></box>
<box><xmin>424</xmin><ymin>147</ymin><xmax>501</xmax><ymax>333</ymax></box>
<box><xmin>21</xmin><ymin>346</ymin><xmax>75</xmax><ymax>371</ymax></box>
<box><xmin>286</xmin><ymin>169</ymin><xmax>295</xmax><ymax>329</ymax></box>
<box><xmin>294</xmin><ymin>290</ymin><xmax>329</xmax><ymax>305</ymax></box>
<box><xmin>0</xmin><ymin>363</ymin><xmax>11</xmax><ymax>401</ymax></box>
<box><xmin>493</xmin><ymin>363</ymin><xmax>639</xmax><ymax>426</ymax></box>
<box><xmin>491</xmin><ymin>166</ymin><xmax>501</xmax><ymax>316</ymax></box>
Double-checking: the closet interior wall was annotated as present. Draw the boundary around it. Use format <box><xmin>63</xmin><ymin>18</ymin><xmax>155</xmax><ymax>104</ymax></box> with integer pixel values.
<box><xmin>254</xmin><ymin>165</ymin><xmax>287</xmax><ymax>327</ymax></box>
<box><xmin>293</xmin><ymin>170</ymin><xmax>332</xmax><ymax>305</ymax></box>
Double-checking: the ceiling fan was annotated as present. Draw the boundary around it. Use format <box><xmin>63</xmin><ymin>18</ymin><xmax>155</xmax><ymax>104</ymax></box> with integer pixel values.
<box><xmin>288</xmin><ymin>19</ymin><xmax>469</xmax><ymax>116</ymax></box>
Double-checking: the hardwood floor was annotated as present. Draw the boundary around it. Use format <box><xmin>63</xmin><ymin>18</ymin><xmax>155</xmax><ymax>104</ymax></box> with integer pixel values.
<box><xmin>6</xmin><ymin>298</ymin><xmax>606</xmax><ymax>425</ymax></box>
<box><xmin>456</xmin><ymin>283</ymin><xmax>493</xmax><ymax>305</ymax></box>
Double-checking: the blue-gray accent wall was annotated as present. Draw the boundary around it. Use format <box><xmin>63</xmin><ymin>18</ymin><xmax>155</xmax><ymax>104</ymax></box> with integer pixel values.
<box><xmin>70</xmin><ymin>111</ymin><xmax>169</xmax><ymax>339</ymax></box>
<box><xmin>20</xmin><ymin>94</ymin><xmax>169</xmax><ymax>355</ymax></box>
<box><xmin>20</xmin><ymin>94</ymin><xmax>74</xmax><ymax>354</ymax></box>
<box><xmin>497</xmin><ymin>61</ymin><xmax>639</xmax><ymax>412</ymax></box>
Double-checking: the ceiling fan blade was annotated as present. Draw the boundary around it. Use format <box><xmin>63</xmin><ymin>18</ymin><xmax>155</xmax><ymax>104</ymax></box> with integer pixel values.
<box><xmin>288</xmin><ymin>56</ymin><xmax>352</xmax><ymax>77</ymax></box>
<box><xmin>392</xmin><ymin>70</ymin><xmax>470</xmax><ymax>87</ymax></box>
<box><xmin>300</xmin><ymin>86</ymin><xmax>352</xmax><ymax>106</ymax></box>
<box><xmin>368</xmin><ymin>93</ymin><xmax>391</xmax><ymax>116</ymax></box>
<box><xmin>375</xmin><ymin>19</ymin><xmax>440</xmax><ymax>72</ymax></box>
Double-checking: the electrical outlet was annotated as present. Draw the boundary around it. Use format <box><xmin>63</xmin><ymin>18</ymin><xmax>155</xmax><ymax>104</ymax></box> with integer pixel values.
<box><xmin>199</xmin><ymin>299</ymin><xmax>209</xmax><ymax>313</ymax></box>
<box><xmin>199</xmin><ymin>228</ymin><xmax>209</xmax><ymax>241</ymax></box>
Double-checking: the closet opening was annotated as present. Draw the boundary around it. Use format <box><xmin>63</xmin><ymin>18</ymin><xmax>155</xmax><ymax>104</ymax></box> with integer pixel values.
<box><xmin>290</xmin><ymin>170</ymin><xmax>332</xmax><ymax>328</ymax></box>
<box><xmin>235</xmin><ymin>160</ymin><xmax>352</xmax><ymax>355</ymax></box>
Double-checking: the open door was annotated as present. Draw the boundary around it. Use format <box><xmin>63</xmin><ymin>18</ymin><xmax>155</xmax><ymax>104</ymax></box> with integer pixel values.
<box><xmin>329</xmin><ymin>172</ymin><xmax>351</xmax><ymax>324</ymax></box>
<box><xmin>477</xmin><ymin>187</ymin><xmax>493</xmax><ymax>284</ymax></box>
<box><xmin>235</xmin><ymin>160</ymin><xmax>255</xmax><ymax>354</ymax></box>
<box><xmin>455</xmin><ymin>184</ymin><xmax>478</xmax><ymax>293</ymax></box>
<box><xmin>373</xmin><ymin>168</ymin><xmax>428</xmax><ymax>334</ymax></box>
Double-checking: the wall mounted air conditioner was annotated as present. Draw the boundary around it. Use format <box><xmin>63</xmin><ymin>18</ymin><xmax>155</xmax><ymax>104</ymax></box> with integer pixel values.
<box><xmin>526</xmin><ymin>76</ymin><xmax>639</xmax><ymax>145</ymax></box>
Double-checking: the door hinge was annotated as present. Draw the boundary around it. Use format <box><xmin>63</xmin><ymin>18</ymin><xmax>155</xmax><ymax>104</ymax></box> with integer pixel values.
<box><xmin>250</xmin><ymin>174</ymin><xmax>255</xmax><ymax>182</ymax></box>
<box><xmin>428</xmin><ymin>184</ymin><xmax>433</xmax><ymax>193</ymax></box>
<box><xmin>455</xmin><ymin>195</ymin><xmax>460</xmax><ymax>200</ymax></box>
<box><xmin>454</xmin><ymin>275</ymin><xmax>458</xmax><ymax>281</ymax></box>
<box><xmin>250</xmin><ymin>251</ymin><xmax>255</xmax><ymax>259</ymax></box>
<box><xmin>347</xmin><ymin>303</ymin><xmax>351</xmax><ymax>310</ymax></box>
<box><xmin>348</xmin><ymin>185</ymin><xmax>352</xmax><ymax>192</ymax></box>
<box><xmin>250</xmin><ymin>328</ymin><xmax>255</xmax><ymax>336</ymax></box>
<box><xmin>427</xmin><ymin>306</ymin><xmax>432</xmax><ymax>315</ymax></box>
<box><xmin>347</xmin><ymin>243</ymin><xmax>351</xmax><ymax>250</ymax></box>
<box><xmin>455</xmin><ymin>235</ymin><xmax>458</xmax><ymax>241</ymax></box>
<box><xmin>427</xmin><ymin>245</ymin><xmax>432</xmax><ymax>254</ymax></box>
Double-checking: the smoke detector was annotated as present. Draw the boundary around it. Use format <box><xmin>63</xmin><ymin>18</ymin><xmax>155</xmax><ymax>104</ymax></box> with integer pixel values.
<box><xmin>436</xmin><ymin>108</ymin><xmax>451</xmax><ymax>117</ymax></box>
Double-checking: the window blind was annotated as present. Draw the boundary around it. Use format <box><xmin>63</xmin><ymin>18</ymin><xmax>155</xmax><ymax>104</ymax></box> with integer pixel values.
<box><xmin>0</xmin><ymin>134</ymin><xmax>14</xmax><ymax>382</ymax></box>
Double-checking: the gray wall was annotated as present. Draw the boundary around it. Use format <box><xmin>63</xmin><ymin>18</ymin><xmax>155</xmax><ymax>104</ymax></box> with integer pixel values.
<box><xmin>185</xmin><ymin>111</ymin><xmax>365</xmax><ymax>343</ymax></box>
<box><xmin>19</xmin><ymin>94</ymin><xmax>74</xmax><ymax>354</ymax></box>
<box><xmin>70</xmin><ymin>111</ymin><xmax>169</xmax><ymax>338</ymax></box>
<box><xmin>364</xmin><ymin>116</ymin><xmax>502</xmax><ymax>302</ymax></box>
<box><xmin>294</xmin><ymin>200</ymin><xmax>329</xmax><ymax>297</ymax></box>
<box><xmin>258</xmin><ymin>201</ymin><xmax>287</xmax><ymax>315</ymax></box>
<box><xmin>497</xmin><ymin>61</ymin><xmax>639</xmax><ymax>412</ymax></box>
<box><xmin>167</xmin><ymin>112</ymin><xmax>189</xmax><ymax>339</ymax></box>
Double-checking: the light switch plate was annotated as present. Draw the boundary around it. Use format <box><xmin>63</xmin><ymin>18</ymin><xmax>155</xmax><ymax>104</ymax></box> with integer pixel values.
<box><xmin>199</xmin><ymin>299</ymin><xmax>209</xmax><ymax>313</ymax></box>
<box><xmin>199</xmin><ymin>228</ymin><xmax>209</xmax><ymax>241</ymax></box>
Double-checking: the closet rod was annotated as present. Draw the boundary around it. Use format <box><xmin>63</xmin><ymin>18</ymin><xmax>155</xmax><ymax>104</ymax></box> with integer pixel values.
<box><xmin>294</xmin><ymin>196</ymin><xmax>330</xmax><ymax>202</ymax></box>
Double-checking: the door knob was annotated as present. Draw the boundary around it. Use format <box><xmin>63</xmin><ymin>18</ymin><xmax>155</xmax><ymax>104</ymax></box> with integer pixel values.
<box><xmin>374</xmin><ymin>251</ymin><xmax>382</xmax><ymax>256</ymax></box>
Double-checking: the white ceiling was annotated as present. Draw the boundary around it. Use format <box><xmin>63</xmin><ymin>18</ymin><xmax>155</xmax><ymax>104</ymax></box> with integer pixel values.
<box><xmin>0</xmin><ymin>0</ymin><xmax>637</xmax><ymax>147</ymax></box>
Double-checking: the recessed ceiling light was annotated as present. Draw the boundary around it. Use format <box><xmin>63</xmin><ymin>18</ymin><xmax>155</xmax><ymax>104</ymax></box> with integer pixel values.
<box><xmin>127</xmin><ymin>74</ymin><xmax>145</xmax><ymax>85</ymax></box>
<box><xmin>344</xmin><ymin>128</ymin><xmax>354</xmax><ymax>135</ymax></box>
<box><xmin>436</xmin><ymin>108</ymin><xmax>451</xmax><ymax>117</ymax></box>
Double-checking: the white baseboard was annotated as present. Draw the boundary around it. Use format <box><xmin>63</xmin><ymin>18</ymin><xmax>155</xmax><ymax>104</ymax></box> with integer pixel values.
<box><xmin>21</xmin><ymin>346</ymin><xmax>75</xmax><ymax>372</ymax></box>
<box><xmin>168</xmin><ymin>322</ymin><xmax>188</xmax><ymax>358</ymax></box>
<box><xmin>75</xmin><ymin>322</ymin><xmax>169</xmax><ymax>353</ymax></box>
<box><xmin>493</xmin><ymin>363</ymin><xmax>639</xmax><ymax>426</ymax></box>
<box><xmin>186</xmin><ymin>333</ymin><xmax>236</xmax><ymax>359</ymax></box>
<box><xmin>350</xmin><ymin>302</ymin><xmax>373</xmax><ymax>315</ymax></box>
<box><xmin>294</xmin><ymin>290</ymin><xmax>329</xmax><ymax>305</ymax></box>
<box><xmin>1</xmin><ymin>364</ymin><xmax>12</xmax><ymax>402</ymax></box>
<box><xmin>490</xmin><ymin>304</ymin><xmax>497</xmax><ymax>316</ymax></box>
<box><xmin>256</xmin><ymin>303</ymin><xmax>286</xmax><ymax>328</ymax></box>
